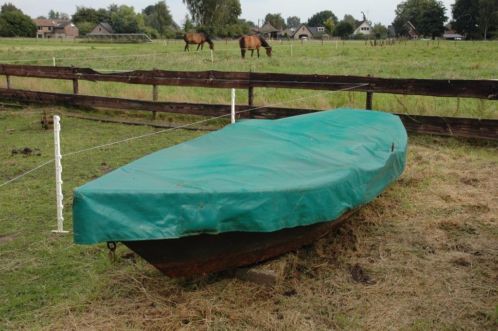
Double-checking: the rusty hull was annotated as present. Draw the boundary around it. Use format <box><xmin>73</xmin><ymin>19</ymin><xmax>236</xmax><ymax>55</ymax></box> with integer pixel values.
<box><xmin>123</xmin><ymin>211</ymin><xmax>354</xmax><ymax>277</ymax></box>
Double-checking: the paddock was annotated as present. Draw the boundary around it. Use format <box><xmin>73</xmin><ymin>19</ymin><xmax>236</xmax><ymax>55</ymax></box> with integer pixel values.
<box><xmin>0</xmin><ymin>38</ymin><xmax>497</xmax><ymax>330</ymax></box>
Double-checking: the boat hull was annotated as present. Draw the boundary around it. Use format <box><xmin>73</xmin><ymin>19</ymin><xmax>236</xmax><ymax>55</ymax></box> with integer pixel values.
<box><xmin>123</xmin><ymin>211</ymin><xmax>354</xmax><ymax>277</ymax></box>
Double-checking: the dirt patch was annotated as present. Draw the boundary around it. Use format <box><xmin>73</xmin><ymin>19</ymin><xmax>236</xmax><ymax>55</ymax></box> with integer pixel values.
<box><xmin>350</xmin><ymin>264</ymin><xmax>375</xmax><ymax>285</ymax></box>
<box><xmin>11</xmin><ymin>147</ymin><xmax>41</xmax><ymax>156</ymax></box>
<box><xmin>0</xmin><ymin>233</ymin><xmax>16</xmax><ymax>244</ymax></box>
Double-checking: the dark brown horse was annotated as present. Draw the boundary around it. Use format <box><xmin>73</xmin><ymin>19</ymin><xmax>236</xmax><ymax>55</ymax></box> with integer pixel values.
<box><xmin>183</xmin><ymin>32</ymin><xmax>214</xmax><ymax>52</ymax></box>
<box><xmin>239</xmin><ymin>35</ymin><xmax>272</xmax><ymax>59</ymax></box>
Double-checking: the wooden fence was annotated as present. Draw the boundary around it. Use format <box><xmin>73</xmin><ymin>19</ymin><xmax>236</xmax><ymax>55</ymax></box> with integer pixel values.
<box><xmin>0</xmin><ymin>64</ymin><xmax>497</xmax><ymax>140</ymax></box>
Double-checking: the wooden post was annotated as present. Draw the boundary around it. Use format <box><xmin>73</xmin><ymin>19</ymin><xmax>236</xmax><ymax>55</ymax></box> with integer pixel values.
<box><xmin>72</xmin><ymin>79</ymin><xmax>79</xmax><ymax>95</ymax></box>
<box><xmin>152</xmin><ymin>84</ymin><xmax>158</xmax><ymax>120</ymax></box>
<box><xmin>366</xmin><ymin>91</ymin><xmax>373</xmax><ymax>110</ymax></box>
<box><xmin>6</xmin><ymin>75</ymin><xmax>11</xmax><ymax>89</ymax></box>
<box><xmin>248</xmin><ymin>86</ymin><xmax>254</xmax><ymax>107</ymax></box>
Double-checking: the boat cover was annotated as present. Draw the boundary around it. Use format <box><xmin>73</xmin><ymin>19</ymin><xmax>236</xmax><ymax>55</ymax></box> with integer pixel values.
<box><xmin>73</xmin><ymin>108</ymin><xmax>407</xmax><ymax>244</ymax></box>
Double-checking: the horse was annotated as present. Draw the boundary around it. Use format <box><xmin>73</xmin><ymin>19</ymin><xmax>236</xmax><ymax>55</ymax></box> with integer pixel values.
<box><xmin>183</xmin><ymin>32</ymin><xmax>214</xmax><ymax>52</ymax></box>
<box><xmin>239</xmin><ymin>35</ymin><xmax>272</xmax><ymax>59</ymax></box>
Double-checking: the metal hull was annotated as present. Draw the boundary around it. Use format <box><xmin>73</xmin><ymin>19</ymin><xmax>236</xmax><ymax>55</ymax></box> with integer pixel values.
<box><xmin>123</xmin><ymin>211</ymin><xmax>354</xmax><ymax>277</ymax></box>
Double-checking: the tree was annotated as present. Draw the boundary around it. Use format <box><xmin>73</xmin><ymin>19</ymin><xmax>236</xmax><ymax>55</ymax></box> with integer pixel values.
<box><xmin>182</xmin><ymin>0</ymin><xmax>241</xmax><ymax>34</ymax></box>
<box><xmin>264</xmin><ymin>13</ymin><xmax>285</xmax><ymax>29</ymax></box>
<box><xmin>342</xmin><ymin>14</ymin><xmax>360</xmax><ymax>28</ymax></box>
<box><xmin>0</xmin><ymin>4</ymin><xmax>36</xmax><ymax>37</ymax></box>
<box><xmin>334</xmin><ymin>21</ymin><xmax>354</xmax><ymax>38</ymax></box>
<box><xmin>393</xmin><ymin>0</ymin><xmax>448</xmax><ymax>39</ymax></box>
<box><xmin>307</xmin><ymin>10</ymin><xmax>338</xmax><ymax>27</ymax></box>
<box><xmin>143</xmin><ymin>1</ymin><xmax>175</xmax><ymax>37</ymax></box>
<box><xmin>324</xmin><ymin>17</ymin><xmax>335</xmax><ymax>34</ymax></box>
<box><xmin>479</xmin><ymin>0</ymin><xmax>498</xmax><ymax>40</ymax></box>
<box><xmin>452</xmin><ymin>0</ymin><xmax>480</xmax><ymax>38</ymax></box>
<box><xmin>76</xmin><ymin>21</ymin><xmax>95</xmax><ymax>36</ymax></box>
<box><xmin>286</xmin><ymin>16</ymin><xmax>301</xmax><ymax>29</ymax></box>
<box><xmin>72</xmin><ymin>7</ymin><xmax>111</xmax><ymax>25</ymax></box>
<box><xmin>110</xmin><ymin>5</ymin><xmax>144</xmax><ymax>33</ymax></box>
<box><xmin>1</xmin><ymin>3</ymin><xmax>20</xmax><ymax>14</ymax></box>
<box><xmin>372</xmin><ymin>23</ymin><xmax>389</xmax><ymax>38</ymax></box>
<box><xmin>48</xmin><ymin>10</ymin><xmax>59</xmax><ymax>19</ymax></box>
<box><xmin>183</xmin><ymin>14</ymin><xmax>195</xmax><ymax>32</ymax></box>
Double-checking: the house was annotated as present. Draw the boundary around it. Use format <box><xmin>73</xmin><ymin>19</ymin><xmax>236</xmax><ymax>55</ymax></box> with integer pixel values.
<box><xmin>33</xmin><ymin>19</ymin><xmax>79</xmax><ymax>39</ymax></box>
<box><xmin>290</xmin><ymin>24</ymin><xmax>329</xmax><ymax>39</ymax></box>
<box><xmin>443</xmin><ymin>30</ymin><xmax>465</xmax><ymax>40</ymax></box>
<box><xmin>353</xmin><ymin>20</ymin><xmax>373</xmax><ymax>36</ymax></box>
<box><xmin>406</xmin><ymin>21</ymin><xmax>419</xmax><ymax>39</ymax></box>
<box><xmin>88</xmin><ymin>22</ymin><xmax>114</xmax><ymax>36</ymax></box>
<box><xmin>252</xmin><ymin>22</ymin><xmax>280</xmax><ymax>39</ymax></box>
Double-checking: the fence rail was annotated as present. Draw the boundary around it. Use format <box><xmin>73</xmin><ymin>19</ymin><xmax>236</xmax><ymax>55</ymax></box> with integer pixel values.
<box><xmin>0</xmin><ymin>64</ymin><xmax>497</xmax><ymax>140</ymax></box>
<box><xmin>1</xmin><ymin>64</ymin><xmax>497</xmax><ymax>99</ymax></box>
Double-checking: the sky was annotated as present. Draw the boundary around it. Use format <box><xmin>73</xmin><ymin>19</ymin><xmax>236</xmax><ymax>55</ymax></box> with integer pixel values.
<box><xmin>7</xmin><ymin>0</ymin><xmax>456</xmax><ymax>26</ymax></box>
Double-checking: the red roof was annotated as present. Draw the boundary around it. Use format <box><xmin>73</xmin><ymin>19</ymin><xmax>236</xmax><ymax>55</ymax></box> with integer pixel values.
<box><xmin>33</xmin><ymin>19</ymin><xmax>70</xmax><ymax>27</ymax></box>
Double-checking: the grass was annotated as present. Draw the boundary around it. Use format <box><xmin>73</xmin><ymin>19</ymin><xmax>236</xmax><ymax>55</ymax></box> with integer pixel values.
<box><xmin>0</xmin><ymin>38</ymin><xmax>497</xmax><ymax>329</ymax></box>
<box><xmin>1</xmin><ymin>110</ymin><xmax>497</xmax><ymax>330</ymax></box>
<box><xmin>0</xmin><ymin>38</ymin><xmax>497</xmax><ymax>119</ymax></box>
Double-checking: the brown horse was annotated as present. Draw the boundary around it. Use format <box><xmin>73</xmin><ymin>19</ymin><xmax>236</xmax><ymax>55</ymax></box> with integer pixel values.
<box><xmin>183</xmin><ymin>32</ymin><xmax>214</xmax><ymax>52</ymax></box>
<box><xmin>239</xmin><ymin>35</ymin><xmax>272</xmax><ymax>59</ymax></box>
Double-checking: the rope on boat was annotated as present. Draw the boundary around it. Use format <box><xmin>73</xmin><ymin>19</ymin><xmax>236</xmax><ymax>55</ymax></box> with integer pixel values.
<box><xmin>0</xmin><ymin>83</ymin><xmax>368</xmax><ymax>189</ymax></box>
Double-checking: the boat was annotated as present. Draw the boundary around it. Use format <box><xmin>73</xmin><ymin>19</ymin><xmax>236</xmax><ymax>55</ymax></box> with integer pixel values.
<box><xmin>73</xmin><ymin>108</ymin><xmax>408</xmax><ymax>277</ymax></box>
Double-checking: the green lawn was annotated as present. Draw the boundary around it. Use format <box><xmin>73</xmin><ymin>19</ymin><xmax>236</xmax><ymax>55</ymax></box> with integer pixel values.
<box><xmin>0</xmin><ymin>38</ymin><xmax>497</xmax><ymax>119</ymax></box>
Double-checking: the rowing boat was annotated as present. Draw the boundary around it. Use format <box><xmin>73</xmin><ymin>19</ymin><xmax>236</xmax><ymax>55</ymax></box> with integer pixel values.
<box><xmin>73</xmin><ymin>108</ymin><xmax>408</xmax><ymax>276</ymax></box>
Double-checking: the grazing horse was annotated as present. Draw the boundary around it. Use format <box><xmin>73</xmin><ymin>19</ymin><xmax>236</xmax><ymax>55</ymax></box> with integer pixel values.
<box><xmin>183</xmin><ymin>32</ymin><xmax>214</xmax><ymax>52</ymax></box>
<box><xmin>239</xmin><ymin>35</ymin><xmax>272</xmax><ymax>59</ymax></box>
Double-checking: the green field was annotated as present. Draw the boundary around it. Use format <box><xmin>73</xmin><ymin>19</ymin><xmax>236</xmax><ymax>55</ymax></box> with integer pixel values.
<box><xmin>1</xmin><ymin>39</ymin><xmax>497</xmax><ymax>330</ymax></box>
<box><xmin>0</xmin><ymin>38</ymin><xmax>497</xmax><ymax>119</ymax></box>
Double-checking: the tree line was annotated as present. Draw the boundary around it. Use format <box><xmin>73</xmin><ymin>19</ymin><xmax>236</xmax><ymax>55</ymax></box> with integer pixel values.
<box><xmin>0</xmin><ymin>0</ymin><xmax>496</xmax><ymax>39</ymax></box>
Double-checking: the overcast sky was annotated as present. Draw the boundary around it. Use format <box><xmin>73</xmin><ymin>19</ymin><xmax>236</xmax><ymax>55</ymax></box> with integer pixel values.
<box><xmin>8</xmin><ymin>0</ymin><xmax>456</xmax><ymax>26</ymax></box>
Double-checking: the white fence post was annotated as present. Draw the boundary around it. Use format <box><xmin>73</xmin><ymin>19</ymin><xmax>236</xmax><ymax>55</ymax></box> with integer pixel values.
<box><xmin>231</xmin><ymin>88</ymin><xmax>236</xmax><ymax>124</ymax></box>
<box><xmin>52</xmin><ymin>115</ymin><xmax>68</xmax><ymax>234</ymax></box>
<box><xmin>52</xmin><ymin>57</ymin><xmax>56</xmax><ymax>67</ymax></box>
<box><xmin>210</xmin><ymin>49</ymin><xmax>214</xmax><ymax>64</ymax></box>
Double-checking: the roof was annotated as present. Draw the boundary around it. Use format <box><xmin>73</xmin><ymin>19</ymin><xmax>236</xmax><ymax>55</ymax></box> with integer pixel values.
<box><xmin>443</xmin><ymin>33</ymin><xmax>464</xmax><ymax>39</ymax></box>
<box><xmin>33</xmin><ymin>19</ymin><xmax>70</xmax><ymax>27</ymax></box>
<box><xmin>308</xmin><ymin>26</ymin><xmax>328</xmax><ymax>37</ymax></box>
<box><xmin>353</xmin><ymin>20</ymin><xmax>373</xmax><ymax>35</ymax></box>
<box><xmin>406</xmin><ymin>21</ymin><xmax>417</xmax><ymax>31</ymax></box>
<box><xmin>292</xmin><ymin>24</ymin><xmax>328</xmax><ymax>38</ymax></box>
<box><xmin>97</xmin><ymin>22</ymin><xmax>114</xmax><ymax>34</ymax></box>
<box><xmin>257</xmin><ymin>22</ymin><xmax>280</xmax><ymax>34</ymax></box>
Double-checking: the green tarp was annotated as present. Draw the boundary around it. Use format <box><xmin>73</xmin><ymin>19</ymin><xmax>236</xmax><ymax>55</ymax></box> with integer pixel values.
<box><xmin>73</xmin><ymin>108</ymin><xmax>408</xmax><ymax>244</ymax></box>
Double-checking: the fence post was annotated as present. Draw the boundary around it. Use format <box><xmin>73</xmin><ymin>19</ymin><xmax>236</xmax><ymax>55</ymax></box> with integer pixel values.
<box><xmin>248</xmin><ymin>86</ymin><xmax>254</xmax><ymax>107</ymax></box>
<box><xmin>52</xmin><ymin>115</ymin><xmax>68</xmax><ymax>234</ymax></box>
<box><xmin>6</xmin><ymin>75</ymin><xmax>11</xmax><ymax>89</ymax></box>
<box><xmin>231</xmin><ymin>88</ymin><xmax>236</xmax><ymax>124</ymax></box>
<box><xmin>53</xmin><ymin>57</ymin><xmax>56</xmax><ymax>67</ymax></box>
<box><xmin>72</xmin><ymin>79</ymin><xmax>79</xmax><ymax>95</ymax></box>
<box><xmin>210</xmin><ymin>49</ymin><xmax>214</xmax><ymax>64</ymax></box>
<box><xmin>366</xmin><ymin>91</ymin><xmax>373</xmax><ymax>110</ymax></box>
<box><xmin>152</xmin><ymin>85</ymin><xmax>158</xmax><ymax>120</ymax></box>
<box><xmin>290</xmin><ymin>43</ymin><xmax>293</xmax><ymax>57</ymax></box>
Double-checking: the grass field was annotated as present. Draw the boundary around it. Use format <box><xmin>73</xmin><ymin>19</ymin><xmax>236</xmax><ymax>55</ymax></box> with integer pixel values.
<box><xmin>1</xmin><ymin>111</ymin><xmax>497</xmax><ymax>330</ymax></box>
<box><xmin>1</xmin><ymin>38</ymin><xmax>497</xmax><ymax>330</ymax></box>
<box><xmin>0</xmin><ymin>38</ymin><xmax>497</xmax><ymax>119</ymax></box>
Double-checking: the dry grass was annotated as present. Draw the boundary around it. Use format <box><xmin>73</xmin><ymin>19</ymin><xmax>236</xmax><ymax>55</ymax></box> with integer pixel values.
<box><xmin>13</xmin><ymin>135</ymin><xmax>493</xmax><ymax>331</ymax></box>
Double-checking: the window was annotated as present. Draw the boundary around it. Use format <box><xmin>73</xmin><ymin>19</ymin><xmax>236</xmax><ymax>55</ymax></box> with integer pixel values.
<box><xmin>317</xmin><ymin>27</ymin><xmax>325</xmax><ymax>32</ymax></box>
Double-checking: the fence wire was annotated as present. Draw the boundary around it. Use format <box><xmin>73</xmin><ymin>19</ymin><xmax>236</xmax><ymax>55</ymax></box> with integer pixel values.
<box><xmin>0</xmin><ymin>83</ymin><xmax>368</xmax><ymax>189</ymax></box>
